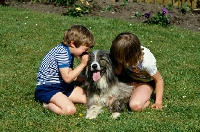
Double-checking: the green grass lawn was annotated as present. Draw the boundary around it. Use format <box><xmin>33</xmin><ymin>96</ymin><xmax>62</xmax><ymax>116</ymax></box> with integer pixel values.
<box><xmin>0</xmin><ymin>6</ymin><xmax>200</xmax><ymax>132</ymax></box>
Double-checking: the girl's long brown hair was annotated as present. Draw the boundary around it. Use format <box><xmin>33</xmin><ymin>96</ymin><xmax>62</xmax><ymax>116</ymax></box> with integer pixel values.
<box><xmin>110</xmin><ymin>32</ymin><xmax>143</xmax><ymax>67</ymax></box>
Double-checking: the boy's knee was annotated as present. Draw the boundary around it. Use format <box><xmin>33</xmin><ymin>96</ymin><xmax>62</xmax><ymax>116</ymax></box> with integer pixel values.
<box><xmin>62</xmin><ymin>107</ymin><xmax>76</xmax><ymax>115</ymax></box>
<box><xmin>129</xmin><ymin>102</ymin><xmax>143</xmax><ymax>112</ymax></box>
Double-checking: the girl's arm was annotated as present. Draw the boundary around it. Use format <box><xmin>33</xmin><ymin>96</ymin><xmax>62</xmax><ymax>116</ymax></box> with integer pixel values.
<box><xmin>151</xmin><ymin>71</ymin><xmax>164</xmax><ymax>110</ymax></box>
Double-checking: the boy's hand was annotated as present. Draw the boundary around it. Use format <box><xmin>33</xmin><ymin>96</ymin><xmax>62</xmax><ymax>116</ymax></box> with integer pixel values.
<box><xmin>81</xmin><ymin>53</ymin><xmax>89</xmax><ymax>66</ymax></box>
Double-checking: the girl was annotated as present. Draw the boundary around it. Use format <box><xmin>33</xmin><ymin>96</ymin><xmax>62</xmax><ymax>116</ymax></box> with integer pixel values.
<box><xmin>110</xmin><ymin>32</ymin><xmax>164</xmax><ymax>112</ymax></box>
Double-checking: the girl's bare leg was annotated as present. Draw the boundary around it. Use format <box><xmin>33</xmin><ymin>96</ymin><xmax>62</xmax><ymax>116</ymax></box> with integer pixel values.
<box><xmin>129</xmin><ymin>84</ymin><xmax>153</xmax><ymax>112</ymax></box>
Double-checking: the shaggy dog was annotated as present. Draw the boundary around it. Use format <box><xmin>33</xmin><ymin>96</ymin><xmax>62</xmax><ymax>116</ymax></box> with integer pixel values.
<box><xmin>82</xmin><ymin>50</ymin><xmax>135</xmax><ymax>119</ymax></box>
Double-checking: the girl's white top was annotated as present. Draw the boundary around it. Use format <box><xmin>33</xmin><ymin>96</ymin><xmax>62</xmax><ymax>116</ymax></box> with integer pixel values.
<box><xmin>126</xmin><ymin>46</ymin><xmax>157</xmax><ymax>82</ymax></box>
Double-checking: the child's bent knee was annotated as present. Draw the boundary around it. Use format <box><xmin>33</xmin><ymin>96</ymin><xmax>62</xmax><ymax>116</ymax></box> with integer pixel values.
<box><xmin>129</xmin><ymin>102</ymin><xmax>143</xmax><ymax>112</ymax></box>
<box><xmin>62</xmin><ymin>107</ymin><xmax>76</xmax><ymax>115</ymax></box>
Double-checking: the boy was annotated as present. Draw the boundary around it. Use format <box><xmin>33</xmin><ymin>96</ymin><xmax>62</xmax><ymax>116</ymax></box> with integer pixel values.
<box><xmin>35</xmin><ymin>25</ymin><xmax>95</xmax><ymax>115</ymax></box>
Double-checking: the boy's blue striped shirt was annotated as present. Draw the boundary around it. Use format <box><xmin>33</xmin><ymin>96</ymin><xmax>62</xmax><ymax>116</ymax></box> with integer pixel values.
<box><xmin>37</xmin><ymin>43</ymin><xmax>74</xmax><ymax>85</ymax></box>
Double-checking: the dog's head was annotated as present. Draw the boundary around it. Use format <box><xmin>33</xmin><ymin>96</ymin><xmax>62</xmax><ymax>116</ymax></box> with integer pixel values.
<box><xmin>86</xmin><ymin>50</ymin><xmax>113</xmax><ymax>82</ymax></box>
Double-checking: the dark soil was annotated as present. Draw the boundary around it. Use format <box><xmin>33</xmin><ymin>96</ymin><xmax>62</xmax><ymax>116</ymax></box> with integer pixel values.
<box><xmin>7</xmin><ymin>0</ymin><xmax>200</xmax><ymax>32</ymax></box>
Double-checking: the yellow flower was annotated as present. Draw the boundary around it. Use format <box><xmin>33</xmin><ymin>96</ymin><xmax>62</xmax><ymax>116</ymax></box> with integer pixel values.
<box><xmin>80</xmin><ymin>0</ymin><xmax>83</xmax><ymax>4</ymax></box>
<box><xmin>79</xmin><ymin>113</ymin><xmax>83</xmax><ymax>116</ymax></box>
<box><xmin>86</xmin><ymin>1</ymin><xmax>89</xmax><ymax>6</ymax></box>
<box><xmin>75</xmin><ymin>7</ymin><xmax>81</xmax><ymax>12</ymax></box>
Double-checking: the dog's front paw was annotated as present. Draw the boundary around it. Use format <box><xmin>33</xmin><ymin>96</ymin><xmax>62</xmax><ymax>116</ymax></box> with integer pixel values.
<box><xmin>86</xmin><ymin>113</ymin><xmax>98</xmax><ymax>119</ymax></box>
<box><xmin>111</xmin><ymin>112</ymin><xmax>121</xmax><ymax>119</ymax></box>
<box><xmin>86</xmin><ymin>109</ymin><xmax>101</xmax><ymax>119</ymax></box>
<box><xmin>86</xmin><ymin>105</ymin><xmax>102</xmax><ymax>119</ymax></box>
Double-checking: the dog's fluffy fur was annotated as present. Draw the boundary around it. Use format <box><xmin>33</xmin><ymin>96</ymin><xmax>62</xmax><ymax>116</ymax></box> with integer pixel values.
<box><xmin>82</xmin><ymin>50</ymin><xmax>135</xmax><ymax>119</ymax></box>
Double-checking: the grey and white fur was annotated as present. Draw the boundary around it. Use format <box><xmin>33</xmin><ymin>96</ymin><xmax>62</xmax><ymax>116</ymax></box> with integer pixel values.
<box><xmin>82</xmin><ymin>50</ymin><xmax>135</xmax><ymax>119</ymax></box>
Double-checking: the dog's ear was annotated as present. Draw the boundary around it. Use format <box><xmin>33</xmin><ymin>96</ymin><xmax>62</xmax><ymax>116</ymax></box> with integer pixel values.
<box><xmin>81</xmin><ymin>64</ymin><xmax>93</xmax><ymax>90</ymax></box>
<box><xmin>109</xmin><ymin>52</ymin><xmax>118</xmax><ymax>68</ymax></box>
<box><xmin>88</xmin><ymin>52</ymin><xmax>92</xmax><ymax>61</ymax></box>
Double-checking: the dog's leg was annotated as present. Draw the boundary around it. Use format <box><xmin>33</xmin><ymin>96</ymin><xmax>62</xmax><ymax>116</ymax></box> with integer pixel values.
<box><xmin>111</xmin><ymin>112</ymin><xmax>121</xmax><ymax>119</ymax></box>
<box><xmin>86</xmin><ymin>105</ymin><xmax>102</xmax><ymax>119</ymax></box>
<box><xmin>109</xmin><ymin>99</ymin><xmax>128</xmax><ymax>119</ymax></box>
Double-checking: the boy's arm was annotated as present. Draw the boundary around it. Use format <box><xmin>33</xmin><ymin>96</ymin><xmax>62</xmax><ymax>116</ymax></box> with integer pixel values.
<box><xmin>59</xmin><ymin>64</ymin><xmax>86</xmax><ymax>83</ymax></box>
<box><xmin>151</xmin><ymin>71</ymin><xmax>164</xmax><ymax>110</ymax></box>
<box><xmin>60</xmin><ymin>54</ymin><xmax>89</xmax><ymax>83</ymax></box>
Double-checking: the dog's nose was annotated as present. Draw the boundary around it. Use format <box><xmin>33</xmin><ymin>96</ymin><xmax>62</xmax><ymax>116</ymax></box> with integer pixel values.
<box><xmin>92</xmin><ymin>64</ymin><xmax>97</xmax><ymax>69</ymax></box>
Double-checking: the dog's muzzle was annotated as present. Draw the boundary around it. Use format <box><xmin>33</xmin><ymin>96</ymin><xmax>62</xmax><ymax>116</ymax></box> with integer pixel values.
<box><xmin>90</xmin><ymin>62</ymin><xmax>102</xmax><ymax>81</ymax></box>
<box><xmin>90</xmin><ymin>62</ymin><xmax>101</xmax><ymax>71</ymax></box>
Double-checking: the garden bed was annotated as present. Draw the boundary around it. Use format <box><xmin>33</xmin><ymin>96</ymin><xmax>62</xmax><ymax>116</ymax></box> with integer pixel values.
<box><xmin>7</xmin><ymin>0</ymin><xmax>200</xmax><ymax>32</ymax></box>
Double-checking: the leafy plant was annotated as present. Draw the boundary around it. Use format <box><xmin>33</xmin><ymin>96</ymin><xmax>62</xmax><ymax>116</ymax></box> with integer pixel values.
<box><xmin>135</xmin><ymin>11</ymin><xmax>142</xmax><ymax>17</ymax></box>
<box><xmin>181</xmin><ymin>3</ymin><xmax>191</xmax><ymax>14</ymax></box>
<box><xmin>131</xmin><ymin>11</ymin><xmax>143</xmax><ymax>18</ymax></box>
<box><xmin>100</xmin><ymin>5</ymin><xmax>113</xmax><ymax>12</ymax></box>
<box><xmin>123</xmin><ymin>0</ymin><xmax>128</xmax><ymax>6</ymax></box>
<box><xmin>66</xmin><ymin>0</ymin><xmax>90</xmax><ymax>17</ymax></box>
<box><xmin>144</xmin><ymin>8</ymin><xmax>172</xmax><ymax>27</ymax></box>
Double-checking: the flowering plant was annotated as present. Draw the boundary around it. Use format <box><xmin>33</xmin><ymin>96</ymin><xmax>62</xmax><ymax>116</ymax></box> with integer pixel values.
<box><xmin>144</xmin><ymin>8</ymin><xmax>172</xmax><ymax>27</ymax></box>
<box><xmin>66</xmin><ymin>0</ymin><xmax>90</xmax><ymax>17</ymax></box>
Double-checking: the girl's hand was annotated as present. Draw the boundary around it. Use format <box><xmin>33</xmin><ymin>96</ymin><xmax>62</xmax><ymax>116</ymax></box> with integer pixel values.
<box><xmin>151</xmin><ymin>103</ymin><xmax>163</xmax><ymax>110</ymax></box>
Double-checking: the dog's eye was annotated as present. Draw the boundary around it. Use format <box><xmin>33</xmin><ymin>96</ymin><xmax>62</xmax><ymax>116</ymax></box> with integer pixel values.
<box><xmin>100</xmin><ymin>58</ymin><xmax>106</xmax><ymax>63</ymax></box>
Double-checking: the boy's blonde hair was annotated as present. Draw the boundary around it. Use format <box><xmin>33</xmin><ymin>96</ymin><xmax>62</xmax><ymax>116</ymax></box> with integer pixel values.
<box><xmin>62</xmin><ymin>25</ymin><xmax>94</xmax><ymax>48</ymax></box>
<box><xmin>110</xmin><ymin>32</ymin><xmax>143</xmax><ymax>67</ymax></box>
